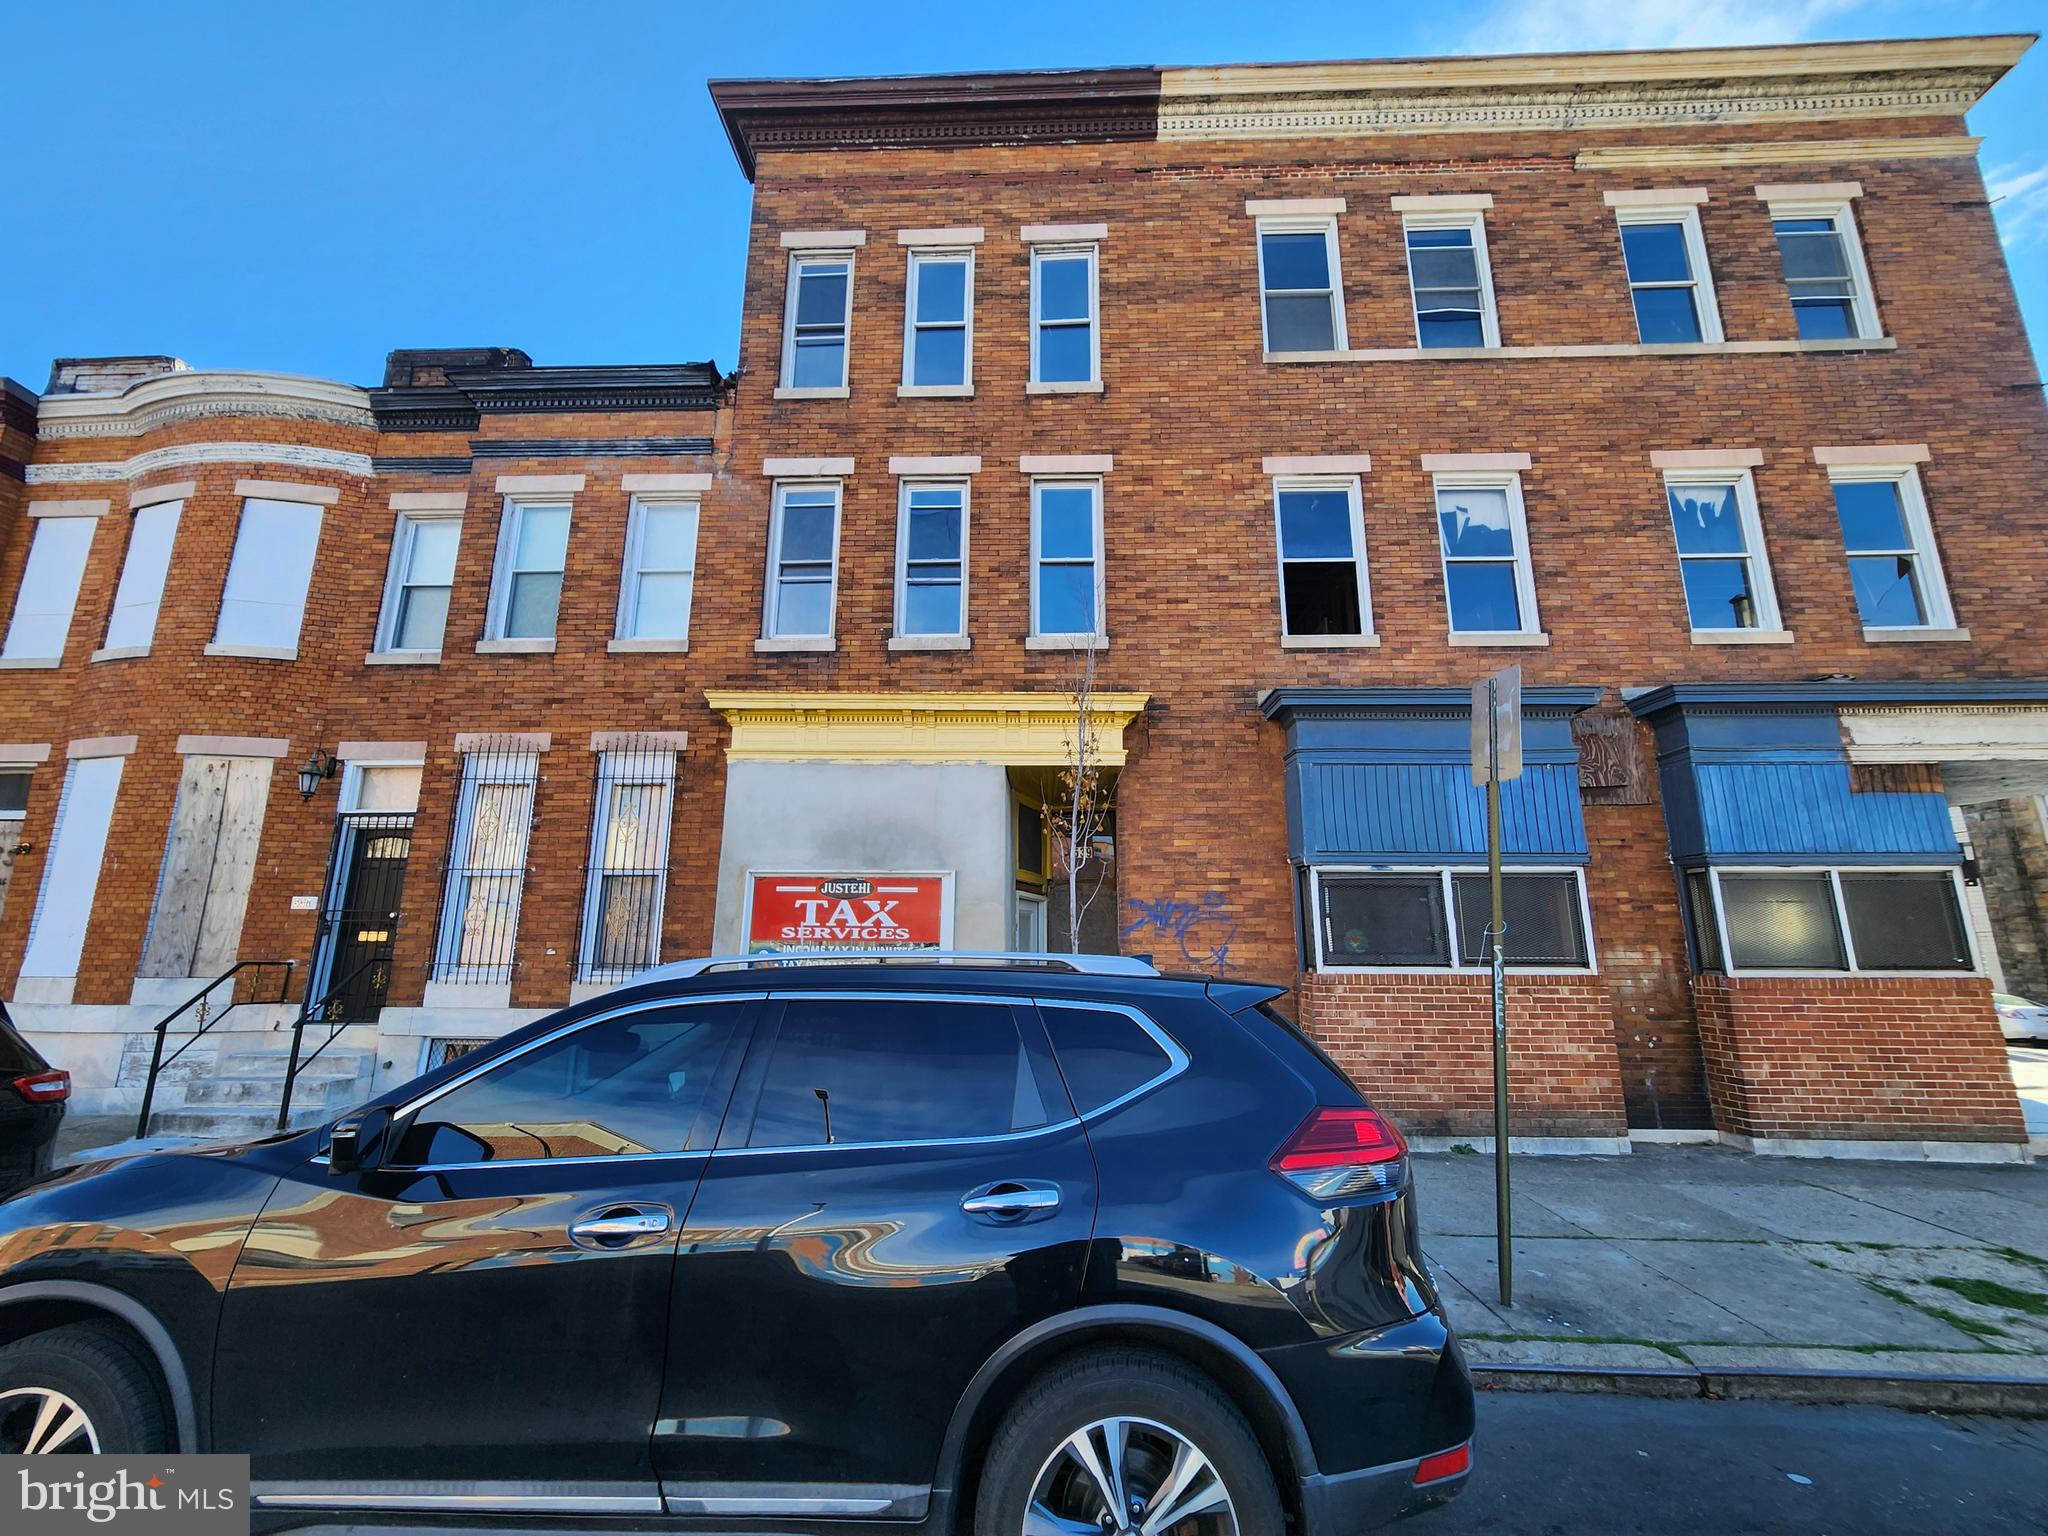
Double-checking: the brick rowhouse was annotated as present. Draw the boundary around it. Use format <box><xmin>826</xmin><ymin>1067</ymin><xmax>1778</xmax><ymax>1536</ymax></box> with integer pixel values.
<box><xmin>0</xmin><ymin>35</ymin><xmax>2043</xmax><ymax>1157</ymax></box>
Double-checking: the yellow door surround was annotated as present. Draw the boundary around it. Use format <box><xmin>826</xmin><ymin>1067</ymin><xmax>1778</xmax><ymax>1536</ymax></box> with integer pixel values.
<box><xmin>703</xmin><ymin>691</ymin><xmax>1152</xmax><ymax>766</ymax></box>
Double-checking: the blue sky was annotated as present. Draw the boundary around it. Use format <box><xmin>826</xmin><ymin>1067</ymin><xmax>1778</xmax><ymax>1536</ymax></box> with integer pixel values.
<box><xmin>1</xmin><ymin>0</ymin><xmax>2042</xmax><ymax>389</ymax></box>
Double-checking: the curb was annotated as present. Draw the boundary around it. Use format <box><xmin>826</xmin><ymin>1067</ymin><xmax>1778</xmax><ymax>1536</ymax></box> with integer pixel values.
<box><xmin>1472</xmin><ymin>1363</ymin><xmax>2048</xmax><ymax>1416</ymax></box>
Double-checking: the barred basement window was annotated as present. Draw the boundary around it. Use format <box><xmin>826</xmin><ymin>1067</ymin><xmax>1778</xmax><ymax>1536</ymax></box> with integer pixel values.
<box><xmin>431</xmin><ymin>739</ymin><xmax>539</xmax><ymax>984</ymax></box>
<box><xmin>1320</xmin><ymin>875</ymin><xmax>1449</xmax><ymax>966</ymax></box>
<box><xmin>1694</xmin><ymin>867</ymin><xmax>1973</xmax><ymax>974</ymax></box>
<box><xmin>578</xmin><ymin>738</ymin><xmax>679</xmax><ymax>983</ymax></box>
<box><xmin>1316</xmin><ymin>868</ymin><xmax>1591</xmax><ymax>971</ymax></box>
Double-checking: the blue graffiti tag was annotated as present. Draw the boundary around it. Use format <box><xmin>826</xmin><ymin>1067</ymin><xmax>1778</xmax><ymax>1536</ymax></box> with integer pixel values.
<box><xmin>1121</xmin><ymin>891</ymin><xmax>1237</xmax><ymax>973</ymax></box>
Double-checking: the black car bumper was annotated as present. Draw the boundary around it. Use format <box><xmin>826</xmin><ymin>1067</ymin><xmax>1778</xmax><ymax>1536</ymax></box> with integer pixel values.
<box><xmin>0</xmin><ymin>1099</ymin><xmax>64</xmax><ymax>1198</ymax></box>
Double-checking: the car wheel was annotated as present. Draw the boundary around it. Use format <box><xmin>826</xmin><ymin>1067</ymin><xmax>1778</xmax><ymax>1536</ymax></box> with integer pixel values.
<box><xmin>0</xmin><ymin>1321</ymin><xmax>169</xmax><ymax>1453</ymax></box>
<box><xmin>976</xmin><ymin>1348</ymin><xmax>1283</xmax><ymax>1536</ymax></box>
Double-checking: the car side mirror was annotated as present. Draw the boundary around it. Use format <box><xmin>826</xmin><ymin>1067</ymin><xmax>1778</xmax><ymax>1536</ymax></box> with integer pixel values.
<box><xmin>328</xmin><ymin>1106</ymin><xmax>394</xmax><ymax>1176</ymax></box>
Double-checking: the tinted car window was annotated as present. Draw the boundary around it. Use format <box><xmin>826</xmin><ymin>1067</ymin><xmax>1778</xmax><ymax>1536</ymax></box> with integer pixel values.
<box><xmin>394</xmin><ymin>1001</ymin><xmax>746</xmax><ymax>1164</ymax></box>
<box><xmin>1039</xmin><ymin>1004</ymin><xmax>1172</xmax><ymax>1114</ymax></box>
<box><xmin>746</xmin><ymin>998</ymin><xmax>1042</xmax><ymax>1148</ymax></box>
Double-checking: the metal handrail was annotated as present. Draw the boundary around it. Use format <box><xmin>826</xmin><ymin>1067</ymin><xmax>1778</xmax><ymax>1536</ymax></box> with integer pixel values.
<box><xmin>134</xmin><ymin>959</ymin><xmax>296</xmax><ymax>1139</ymax></box>
<box><xmin>275</xmin><ymin>957</ymin><xmax>389</xmax><ymax>1131</ymax></box>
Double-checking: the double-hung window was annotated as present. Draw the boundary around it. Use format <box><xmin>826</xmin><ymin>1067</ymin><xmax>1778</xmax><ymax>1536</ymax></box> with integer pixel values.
<box><xmin>1313</xmin><ymin>867</ymin><xmax>1592</xmax><ymax>971</ymax></box>
<box><xmin>579</xmin><ymin>745</ymin><xmax>677</xmax><ymax>983</ymax></box>
<box><xmin>1827</xmin><ymin>465</ymin><xmax>1955</xmax><ymax>632</ymax></box>
<box><xmin>212</xmin><ymin>496</ymin><xmax>323</xmax><ymax>655</ymax></box>
<box><xmin>1030</xmin><ymin>480</ymin><xmax>1104</xmax><ymax>642</ymax></box>
<box><xmin>1665</xmin><ymin>471</ymin><xmax>1782</xmax><ymax>635</ymax></box>
<box><xmin>895</xmin><ymin>482</ymin><xmax>968</xmax><ymax>640</ymax></box>
<box><xmin>1612</xmin><ymin>197</ymin><xmax>1722</xmax><ymax>344</ymax></box>
<box><xmin>765</xmin><ymin>482</ymin><xmax>841</xmax><ymax>642</ymax></box>
<box><xmin>375</xmin><ymin>514</ymin><xmax>460</xmax><ymax>654</ymax></box>
<box><xmin>902</xmin><ymin>247</ymin><xmax>973</xmax><ymax>391</ymax></box>
<box><xmin>433</xmin><ymin>746</ymin><xmax>539</xmax><ymax>984</ymax></box>
<box><xmin>616</xmin><ymin>498</ymin><xmax>698</xmax><ymax>644</ymax></box>
<box><xmin>1273</xmin><ymin>478</ymin><xmax>1372</xmax><ymax>641</ymax></box>
<box><xmin>1433</xmin><ymin>473</ymin><xmax>1540</xmax><ymax>637</ymax></box>
<box><xmin>1403</xmin><ymin>213</ymin><xmax>1498</xmax><ymax>348</ymax></box>
<box><xmin>1764</xmin><ymin>193</ymin><xmax>1880</xmax><ymax>340</ymax></box>
<box><xmin>1</xmin><ymin>514</ymin><xmax>97</xmax><ymax>666</ymax></box>
<box><xmin>1030</xmin><ymin>243</ymin><xmax>1099</xmax><ymax>388</ymax></box>
<box><xmin>486</xmin><ymin>500</ymin><xmax>570</xmax><ymax>643</ymax></box>
<box><xmin>782</xmin><ymin>251</ymin><xmax>854</xmax><ymax>392</ymax></box>
<box><xmin>1257</xmin><ymin>219</ymin><xmax>1346</xmax><ymax>353</ymax></box>
<box><xmin>101</xmin><ymin>499</ymin><xmax>182</xmax><ymax>655</ymax></box>
<box><xmin>1688</xmin><ymin>866</ymin><xmax>1973</xmax><ymax>975</ymax></box>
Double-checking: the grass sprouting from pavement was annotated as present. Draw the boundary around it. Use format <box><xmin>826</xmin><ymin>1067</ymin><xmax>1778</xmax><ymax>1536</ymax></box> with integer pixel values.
<box><xmin>1928</xmin><ymin>1276</ymin><xmax>2048</xmax><ymax>1316</ymax></box>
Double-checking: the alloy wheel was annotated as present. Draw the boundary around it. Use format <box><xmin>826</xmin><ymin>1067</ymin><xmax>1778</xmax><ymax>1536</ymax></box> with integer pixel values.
<box><xmin>0</xmin><ymin>1386</ymin><xmax>101</xmax><ymax>1453</ymax></box>
<box><xmin>1024</xmin><ymin>1415</ymin><xmax>1237</xmax><ymax>1536</ymax></box>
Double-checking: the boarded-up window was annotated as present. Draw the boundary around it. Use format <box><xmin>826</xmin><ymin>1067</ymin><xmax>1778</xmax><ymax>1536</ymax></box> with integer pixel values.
<box><xmin>0</xmin><ymin>768</ymin><xmax>27</xmax><ymax>925</ymax></box>
<box><xmin>140</xmin><ymin>755</ymin><xmax>275</xmax><ymax>978</ymax></box>
<box><xmin>22</xmin><ymin>755</ymin><xmax>124</xmax><ymax>979</ymax></box>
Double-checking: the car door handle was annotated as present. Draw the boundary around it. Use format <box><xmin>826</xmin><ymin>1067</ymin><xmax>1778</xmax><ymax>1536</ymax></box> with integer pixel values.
<box><xmin>960</xmin><ymin>1182</ymin><xmax>1061</xmax><ymax>1219</ymax></box>
<box><xmin>569</xmin><ymin>1204</ymin><xmax>674</xmax><ymax>1249</ymax></box>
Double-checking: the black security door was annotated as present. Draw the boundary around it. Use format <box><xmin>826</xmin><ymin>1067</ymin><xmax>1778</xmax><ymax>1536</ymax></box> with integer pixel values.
<box><xmin>320</xmin><ymin>816</ymin><xmax>411</xmax><ymax>1020</ymax></box>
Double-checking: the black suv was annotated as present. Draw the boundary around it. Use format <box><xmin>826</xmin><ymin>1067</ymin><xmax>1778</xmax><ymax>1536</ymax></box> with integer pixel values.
<box><xmin>0</xmin><ymin>954</ymin><xmax>1472</xmax><ymax>1532</ymax></box>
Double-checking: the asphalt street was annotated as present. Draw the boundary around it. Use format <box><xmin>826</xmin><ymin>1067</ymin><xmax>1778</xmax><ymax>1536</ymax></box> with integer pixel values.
<box><xmin>1410</xmin><ymin>1390</ymin><xmax>2048</xmax><ymax>1534</ymax></box>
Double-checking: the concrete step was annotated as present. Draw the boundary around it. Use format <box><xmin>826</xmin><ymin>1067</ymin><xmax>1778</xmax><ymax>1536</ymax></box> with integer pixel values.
<box><xmin>148</xmin><ymin>1103</ymin><xmax>331</xmax><ymax>1139</ymax></box>
<box><xmin>183</xmin><ymin>1073</ymin><xmax>365</xmax><ymax>1108</ymax></box>
<box><xmin>216</xmin><ymin>1048</ymin><xmax>376</xmax><ymax>1078</ymax></box>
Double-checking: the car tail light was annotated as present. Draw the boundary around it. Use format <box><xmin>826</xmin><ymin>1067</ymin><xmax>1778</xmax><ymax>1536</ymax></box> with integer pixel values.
<box><xmin>1414</xmin><ymin>1443</ymin><xmax>1471</xmax><ymax>1485</ymax></box>
<box><xmin>10</xmin><ymin>1070</ymin><xmax>70</xmax><ymax>1104</ymax></box>
<box><xmin>1268</xmin><ymin>1105</ymin><xmax>1407</xmax><ymax>1199</ymax></box>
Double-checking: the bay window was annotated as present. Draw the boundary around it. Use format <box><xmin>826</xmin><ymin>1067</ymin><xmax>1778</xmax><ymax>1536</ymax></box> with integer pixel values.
<box><xmin>1688</xmin><ymin>866</ymin><xmax>1973</xmax><ymax>974</ymax></box>
<box><xmin>1314</xmin><ymin>867</ymin><xmax>1592</xmax><ymax>970</ymax></box>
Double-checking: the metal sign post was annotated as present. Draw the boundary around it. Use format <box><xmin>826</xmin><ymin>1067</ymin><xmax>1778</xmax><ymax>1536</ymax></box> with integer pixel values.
<box><xmin>1471</xmin><ymin>665</ymin><xmax>1522</xmax><ymax>1306</ymax></box>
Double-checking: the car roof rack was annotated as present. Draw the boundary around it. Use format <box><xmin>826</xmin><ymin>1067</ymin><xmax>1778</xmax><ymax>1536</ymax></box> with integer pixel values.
<box><xmin>632</xmin><ymin>950</ymin><xmax>1161</xmax><ymax>983</ymax></box>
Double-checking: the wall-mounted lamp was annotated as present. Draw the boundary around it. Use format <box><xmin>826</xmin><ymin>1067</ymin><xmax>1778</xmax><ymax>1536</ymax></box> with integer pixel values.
<box><xmin>297</xmin><ymin>746</ymin><xmax>339</xmax><ymax>800</ymax></box>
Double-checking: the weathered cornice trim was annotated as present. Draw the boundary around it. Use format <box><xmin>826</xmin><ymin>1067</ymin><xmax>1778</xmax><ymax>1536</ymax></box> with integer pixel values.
<box><xmin>370</xmin><ymin>387</ymin><xmax>479</xmax><ymax>434</ymax></box>
<box><xmin>37</xmin><ymin>370</ymin><xmax>374</xmax><ymax>440</ymax></box>
<box><xmin>470</xmin><ymin>436</ymin><xmax>714</xmax><ymax>460</ymax></box>
<box><xmin>27</xmin><ymin>442</ymin><xmax>374</xmax><ymax>484</ymax></box>
<box><xmin>2</xmin><ymin>379</ymin><xmax>37</xmax><ymax>438</ymax></box>
<box><xmin>1260</xmin><ymin>685</ymin><xmax>1603</xmax><ymax>722</ymax></box>
<box><xmin>1628</xmin><ymin>680</ymin><xmax>2048</xmax><ymax>720</ymax></box>
<box><xmin>704</xmin><ymin>689</ymin><xmax>1152</xmax><ymax>766</ymax></box>
<box><xmin>372</xmin><ymin>455</ymin><xmax>472</xmax><ymax>476</ymax></box>
<box><xmin>1576</xmin><ymin>135</ymin><xmax>1981</xmax><ymax>170</ymax></box>
<box><xmin>451</xmin><ymin>363</ymin><xmax>726</xmax><ymax>416</ymax></box>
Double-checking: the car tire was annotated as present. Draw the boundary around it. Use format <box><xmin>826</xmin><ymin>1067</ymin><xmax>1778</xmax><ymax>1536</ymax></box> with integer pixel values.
<box><xmin>976</xmin><ymin>1348</ymin><xmax>1283</xmax><ymax>1536</ymax></box>
<box><xmin>0</xmin><ymin>1321</ymin><xmax>170</xmax><ymax>1454</ymax></box>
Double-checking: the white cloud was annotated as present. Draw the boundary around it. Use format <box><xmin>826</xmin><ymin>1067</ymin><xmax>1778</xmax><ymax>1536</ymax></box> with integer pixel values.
<box><xmin>1458</xmin><ymin>0</ymin><xmax>1871</xmax><ymax>55</ymax></box>
<box><xmin>1987</xmin><ymin>159</ymin><xmax>2048</xmax><ymax>251</ymax></box>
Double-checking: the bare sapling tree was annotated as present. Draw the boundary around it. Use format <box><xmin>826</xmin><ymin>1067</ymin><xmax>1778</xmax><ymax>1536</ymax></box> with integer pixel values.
<box><xmin>1047</xmin><ymin>641</ymin><xmax>1115</xmax><ymax>953</ymax></box>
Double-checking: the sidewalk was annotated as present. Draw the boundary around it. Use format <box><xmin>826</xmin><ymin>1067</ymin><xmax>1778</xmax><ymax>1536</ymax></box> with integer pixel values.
<box><xmin>1418</xmin><ymin>1143</ymin><xmax>2048</xmax><ymax>1384</ymax></box>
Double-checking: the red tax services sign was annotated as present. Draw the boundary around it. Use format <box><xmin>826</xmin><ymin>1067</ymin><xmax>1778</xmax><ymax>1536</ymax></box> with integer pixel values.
<box><xmin>745</xmin><ymin>873</ymin><xmax>951</xmax><ymax>953</ymax></box>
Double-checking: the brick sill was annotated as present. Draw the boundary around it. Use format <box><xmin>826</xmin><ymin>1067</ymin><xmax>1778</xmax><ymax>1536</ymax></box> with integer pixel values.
<box><xmin>898</xmin><ymin>384</ymin><xmax>974</xmax><ymax>399</ymax></box>
<box><xmin>89</xmin><ymin>646</ymin><xmax>151</xmax><ymax>663</ymax></box>
<box><xmin>475</xmin><ymin>638</ymin><xmax>557</xmax><ymax>656</ymax></box>
<box><xmin>0</xmin><ymin>656</ymin><xmax>62</xmax><ymax>670</ymax></box>
<box><xmin>204</xmin><ymin>642</ymin><xmax>298</xmax><ymax>661</ymax></box>
<box><xmin>1691</xmin><ymin>629</ymin><xmax>1795</xmax><ymax>645</ymax></box>
<box><xmin>1268</xmin><ymin>337</ymin><xmax>1899</xmax><ymax>364</ymax></box>
<box><xmin>1863</xmin><ymin>626</ymin><xmax>1972</xmax><ymax>643</ymax></box>
<box><xmin>1026</xmin><ymin>380</ymin><xmax>1104</xmax><ymax>395</ymax></box>
<box><xmin>1448</xmin><ymin>632</ymin><xmax>1550</xmax><ymax>648</ymax></box>
<box><xmin>889</xmin><ymin>635</ymin><xmax>971</xmax><ymax>651</ymax></box>
<box><xmin>773</xmin><ymin>385</ymin><xmax>850</xmax><ymax>400</ymax></box>
<box><xmin>756</xmin><ymin>635</ymin><xmax>837</xmax><ymax>653</ymax></box>
<box><xmin>1025</xmin><ymin>634</ymin><xmax>1110</xmax><ymax>652</ymax></box>
<box><xmin>1283</xmin><ymin>634</ymin><xmax>1381</xmax><ymax>649</ymax></box>
<box><xmin>365</xmin><ymin>650</ymin><xmax>441</xmax><ymax>666</ymax></box>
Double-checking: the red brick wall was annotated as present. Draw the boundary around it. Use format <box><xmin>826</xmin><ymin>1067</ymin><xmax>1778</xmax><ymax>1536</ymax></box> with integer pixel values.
<box><xmin>1300</xmin><ymin>970</ymin><xmax>1628</xmax><ymax>1138</ymax></box>
<box><xmin>1695</xmin><ymin>973</ymin><xmax>2027</xmax><ymax>1143</ymax></box>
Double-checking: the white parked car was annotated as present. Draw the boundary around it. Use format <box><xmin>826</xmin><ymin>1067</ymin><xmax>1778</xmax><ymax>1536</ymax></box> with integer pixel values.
<box><xmin>1995</xmin><ymin>993</ymin><xmax>2048</xmax><ymax>1042</ymax></box>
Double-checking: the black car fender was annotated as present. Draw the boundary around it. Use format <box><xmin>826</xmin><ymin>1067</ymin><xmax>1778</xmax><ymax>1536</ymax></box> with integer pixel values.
<box><xmin>0</xmin><ymin>1278</ymin><xmax>201</xmax><ymax>1451</ymax></box>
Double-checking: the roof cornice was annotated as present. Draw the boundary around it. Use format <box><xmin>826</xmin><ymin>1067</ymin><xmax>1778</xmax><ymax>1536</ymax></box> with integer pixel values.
<box><xmin>37</xmin><ymin>370</ymin><xmax>374</xmax><ymax>441</ymax></box>
<box><xmin>1260</xmin><ymin>686</ymin><xmax>1604</xmax><ymax>722</ymax></box>
<box><xmin>371</xmin><ymin>363</ymin><xmax>728</xmax><ymax>432</ymax></box>
<box><xmin>1627</xmin><ymin>680</ymin><xmax>2048</xmax><ymax>719</ymax></box>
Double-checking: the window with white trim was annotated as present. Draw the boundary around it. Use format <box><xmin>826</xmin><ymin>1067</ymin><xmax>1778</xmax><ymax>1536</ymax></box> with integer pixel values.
<box><xmin>616</xmin><ymin>498</ymin><xmax>698</xmax><ymax>642</ymax></box>
<box><xmin>485</xmin><ymin>500</ymin><xmax>570</xmax><ymax>641</ymax></box>
<box><xmin>903</xmin><ymin>248</ymin><xmax>972</xmax><ymax>389</ymax></box>
<box><xmin>1314</xmin><ymin>867</ymin><xmax>1592</xmax><ymax>970</ymax></box>
<box><xmin>103</xmin><ymin>501</ymin><xmax>182</xmax><ymax>653</ymax></box>
<box><xmin>1273</xmin><ymin>478</ymin><xmax>1372</xmax><ymax>639</ymax></box>
<box><xmin>375</xmin><ymin>514</ymin><xmax>460</xmax><ymax>653</ymax></box>
<box><xmin>1257</xmin><ymin>220</ymin><xmax>1346</xmax><ymax>353</ymax></box>
<box><xmin>1031</xmin><ymin>479</ymin><xmax>1104</xmax><ymax>640</ymax></box>
<box><xmin>1828</xmin><ymin>467</ymin><xmax>1954</xmax><ymax>631</ymax></box>
<box><xmin>213</xmin><ymin>497</ymin><xmax>322</xmax><ymax>651</ymax></box>
<box><xmin>1664</xmin><ymin>471</ymin><xmax>1781</xmax><ymax>633</ymax></box>
<box><xmin>432</xmin><ymin>748</ymin><xmax>539</xmax><ymax>984</ymax></box>
<box><xmin>2</xmin><ymin>517</ymin><xmax>97</xmax><ymax>662</ymax></box>
<box><xmin>1616</xmin><ymin>207</ymin><xmax>1722</xmax><ymax>344</ymax></box>
<box><xmin>1030</xmin><ymin>246</ymin><xmax>1099</xmax><ymax>386</ymax></box>
<box><xmin>1687</xmin><ymin>866</ymin><xmax>1973</xmax><ymax>974</ymax></box>
<box><xmin>1403</xmin><ymin>214</ymin><xmax>1498</xmax><ymax>348</ymax></box>
<box><xmin>1433</xmin><ymin>474</ymin><xmax>1539</xmax><ymax>635</ymax></box>
<box><xmin>766</xmin><ymin>482</ymin><xmax>841</xmax><ymax>640</ymax></box>
<box><xmin>782</xmin><ymin>252</ymin><xmax>854</xmax><ymax>390</ymax></box>
<box><xmin>895</xmin><ymin>482</ymin><xmax>968</xmax><ymax>638</ymax></box>
<box><xmin>1769</xmin><ymin>204</ymin><xmax>1880</xmax><ymax>340</ymax></box>
<box><xmin>578</xmin><ymin>746</ymin><xmax>677</xmax><ymax>983</ymax></box>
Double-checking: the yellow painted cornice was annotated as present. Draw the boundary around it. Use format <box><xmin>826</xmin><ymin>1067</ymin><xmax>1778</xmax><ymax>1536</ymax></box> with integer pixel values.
<box><xmin>704</xmin><ymin>690</ymin><xmax>1152</xmax><ymax>766</ymax></box>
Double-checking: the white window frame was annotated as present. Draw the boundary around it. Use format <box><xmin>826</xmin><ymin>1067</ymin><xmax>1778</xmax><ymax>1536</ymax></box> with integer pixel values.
<box><xmin>901</xmin><ymin>247</ymin><xmax>975</xmax><ymax>394</ymax></box>
<box><xmin>1826</xmin><ymin>463</ymin><xmax>1957</xmax><ymax>633</ymax></box>
<box><xmin>374</xmin><ymin>512</ymin><xmax>461</xmax><ymax>655</ymax></box>
<box><xmin>1309</xmin><ymin>864</ymin><xmax>1597</xmax><ymax>976</ymax></box>
<box><xmin>1662</xmin><ymin>468</ymin><xmax>1784</xmax><ymax>636</ymax></box>
<box><xmin>432</xmin><ymin>751</ymin><xmax>540</xmax><ymax>985</ymax></box>
<box><xmin>2</xmin><ymin>515</ymin><xmax>98</xmax><ymax>665</ymax></box>
<box><xmin>1029</xmin><ymin>244</ymin><xmax>1100</xmax><ymax>389</ymax></box>
<box><xmin>780</xmin><ymin>249</ymin><xmax>856</xmax><ymax>394</ymax></box>
<box><xmin>100</xmin><ymin>500</ymin><xmax>182</xmax><ymax>656</ymax></box>
<box><xmin>1271</xmin><ymin>475</ymin><xmax>1374</xmax><ymax>642</ymax></box>
<box><xmin>1029</xmin><ymin>477</ymin><xmax>1106</xmax><ymax>643</ymax></box>
<box><xmin>484</xmin><ymin>498</ymin><xmax>572</xmax><ymax>643</ymax></box>
<box><xmin>1615</xmin><ymin>205</ymin><xmax>1724</xmax><ymax>345</ymax></box>
<box><xmin>1401</xmin><ymin>211</ymin><xmax>1499</xmax><ymax>349</ymax></box>
<box><xmin>1254</xmin><ymin>217</ymin><xmax>1348</xmax><ymax>354</ymax></box>
<box><xmin>1698</xmin><ymin>864</ymin><xmax>1979</xmax><ymax>978</ymax></box>
<box><xmin>615</xmin><ymin>496</ymin><xmax>699</xmax><ymax>644</ymax></box>
<box><xmin>1431</xmin><ymin>471</ymin><xmax>1541</xmax><ymax>639</ymax></box>
<box><xmin>1764</xmin><ymin>197</ymin><xmax>1881</xmax><ymax>341</ymax></box>
<box><xmin>763</xmin><ymin>480</ymin><xmax>843</xmax><ymax>641</ymax></box>
<box><xmin>893</xmin><ymin>479</ymin><xmax>971</xmax><ymax>641</ymax></box>
<box><xmin>577</xmin><ymin>749</ymin><xmax>678</xmax><ymax>984</ymax></box>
